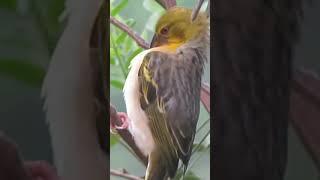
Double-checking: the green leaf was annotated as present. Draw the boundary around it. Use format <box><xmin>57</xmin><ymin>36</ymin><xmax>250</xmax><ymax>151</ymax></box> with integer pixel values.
<box><xmin>116</xmin><ymin>31</ymin><xmax>127</xmax><ymax>45</ymax></box>
<box><xmin>115</xmin><ymin>19</ymin><xmax>136</xmax><ymax>44</ymax></box>
<box><xmin>125</xmin><ymin>48</ymin><xmax>143</xmax><ymax>68</ymax></box>
<box><xmin>125</xmin><ymin>18</ymin><xmax>136</xmax><ymax>27</ymax></box>
<box><xmin>124</xmin><ymin>34</ymin><xmax>140</xmax><ymax>52</ymax></box>
<box><xmin>110</xmin><ymin>134</ymin><xmax>119</xmax><ymax>147</ymax></box>
<box><xmin>110</xmin><ymin>48</ymin><xmax>116</xmax><ymax>64</ymax></box>
<box><xmin>0</xmin><ymin>0</ymin><xmax>16</xmax><ymax>11</ymax></box>
<box><xmin>111</xmin><ymin>0</ymin><xmax>128</xmax><ymax>16</ymax></box>
<box><xmin>111</xmin><ymin>79</ymin><xmax>124</xmax><ymax>89</ymax></box>
<box><xmin>30</xmin><ymin>0</ymin><xmax>65</xmax><ymax>53</ymax></box>
<box><xmin>0</xmin><ymin>59</ymin><xmax>45</xmax><ymax>87</ymax></box>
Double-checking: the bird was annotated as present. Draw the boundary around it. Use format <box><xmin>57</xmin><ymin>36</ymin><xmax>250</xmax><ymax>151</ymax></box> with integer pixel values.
<box><xmin>123</xmin><ymin>5</ymin><xmax>209</xmax><ymax>180</ymax></box>
<box><xmin>41</xmin><ymin>0</ymin><xmax>108</xmax><ymax>180</ymax></box>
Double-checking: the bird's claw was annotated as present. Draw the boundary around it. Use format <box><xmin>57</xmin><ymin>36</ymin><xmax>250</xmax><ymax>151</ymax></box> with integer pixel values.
<box><xmin>110</xmin><ymin>112</ymin><xmax>129</xmax><ymax>134</ymax></box>
<box><xmin>115</xmin><ymin>112</ymin><xmax>129</xmax><ymax>129</ymax></box>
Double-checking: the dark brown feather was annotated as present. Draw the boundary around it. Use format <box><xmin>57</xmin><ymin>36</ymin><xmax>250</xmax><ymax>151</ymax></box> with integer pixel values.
<box><xmin>138</xmin><ymin>47</ymin><xmax>206</xmax><ymax>178</ymax></box>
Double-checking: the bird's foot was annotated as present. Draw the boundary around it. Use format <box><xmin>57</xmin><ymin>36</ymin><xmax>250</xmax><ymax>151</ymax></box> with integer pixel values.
<box><xmin>115</xmin><ymin>112</ymin><xmax>129</xmax><ymax>130</ymax></box>
<box><xmin>110</xmin><ymin>112</ymin><xmax>129</xmax><ymax>134</ymax></box>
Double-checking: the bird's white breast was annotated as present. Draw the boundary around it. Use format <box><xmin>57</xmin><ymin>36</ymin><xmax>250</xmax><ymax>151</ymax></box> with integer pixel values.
<box><xmin>123</xmin><ymin>49</ymin><xmax>155</xmax><ymax>156</ymax></box>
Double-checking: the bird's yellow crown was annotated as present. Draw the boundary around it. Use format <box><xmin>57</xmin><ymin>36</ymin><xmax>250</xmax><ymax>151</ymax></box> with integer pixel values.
<box><xmin>151</xmin><ymin>6</ymin><xmax>208</xmax><ymax>48</ymax></box>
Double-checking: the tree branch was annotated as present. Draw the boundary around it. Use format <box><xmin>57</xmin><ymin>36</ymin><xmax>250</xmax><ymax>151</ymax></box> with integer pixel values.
<box><xmin>110</xmin><ymin>169</ymin><xmax>143</xmax><ymax>180</ymax></box>
<box><xmin>110</xmin><ymin>104</ymin><xmax>148</xmax><ymax>166</ymax></box>
<box><xmin>110</xmin><ymin>16</ymin><xmax>149</xmax><ymax>49</ymax></box>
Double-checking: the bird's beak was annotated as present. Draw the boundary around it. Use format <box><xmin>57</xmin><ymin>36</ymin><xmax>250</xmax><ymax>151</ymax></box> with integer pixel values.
<box><xmin>150</xmin><ymin>34</ymin><xmax>167</xmax><ymax>48</ymax></box>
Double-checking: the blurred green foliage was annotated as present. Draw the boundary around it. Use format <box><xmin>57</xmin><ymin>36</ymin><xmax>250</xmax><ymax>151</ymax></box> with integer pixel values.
<box><xmin>0</xmin><ymin>0</ymin><xmax>16</xmax><ymax>11</ymax></box>
<box><xmin>0</xmin><ymin>0</ymin><xmax>65</xmax><ymax>88</ymax></box>
<box><xmin>0</xmin><ymin>59</ymin><xmax>45</xmax><ymax>87</ymax></box>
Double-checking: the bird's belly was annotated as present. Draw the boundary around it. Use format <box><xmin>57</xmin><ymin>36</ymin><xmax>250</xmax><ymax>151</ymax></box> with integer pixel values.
<box><xmin>123</xmin><ymin>49</ymin><xmax>155</xmax><ymax>156</ymax></box>
<box><xmin>128</xmin><ymin>107</ymin><xmax>155</xmax><ymax>156</ymax></box>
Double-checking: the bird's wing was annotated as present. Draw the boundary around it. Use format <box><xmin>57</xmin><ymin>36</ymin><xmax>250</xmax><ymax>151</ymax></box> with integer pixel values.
<box><xmin>138</xmin><ymin>49</ymin><xmax>203</xmax><ymax>170</ymax></box>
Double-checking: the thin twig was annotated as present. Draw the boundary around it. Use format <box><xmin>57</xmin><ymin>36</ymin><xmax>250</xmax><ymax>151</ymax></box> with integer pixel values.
<box><xmin>188</xmin><ymin>145</ymin><xmax>209</xmax><ymax>171</ymax></box>
<box><xmin>110</xmin><ymin>169</ymin><xmax>143</xmax><ymax>180</ymax></box>
<box><xmin>196</xmin><ymin>118</ymin><xmax>210</xmax><ymax>133</ymax></box>
<box><xmin>191</xmin><ymin>0</ymin><xmax>205</xmax><ymax>21</ymax></box>
<box><xmin>110</xmin><ymin>16</ymin><xmax>149</xmax><ymax>49</ymax></box>
<box><xmin>192</xmin><ymin>130</ymin><xmax>210</xmax><ymax>155</ymax></box>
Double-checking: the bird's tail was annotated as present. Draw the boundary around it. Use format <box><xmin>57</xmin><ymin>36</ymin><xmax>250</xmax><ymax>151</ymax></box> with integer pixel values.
<box><xmin>145</xmin><ymin>150</ymin><xmax>178</xmax><ymax>180</ymax></box>
<box><xmin>145</xmin><ymin>151</ymin><xmax>167</xmax><ymax>180</ymax></box>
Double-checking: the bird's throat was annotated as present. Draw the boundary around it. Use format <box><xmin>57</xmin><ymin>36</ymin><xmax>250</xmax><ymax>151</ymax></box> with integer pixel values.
<box><xmin>151</xmin><ymin>41</ymin><xmax>184</xmax><ymax>53</ymax></box>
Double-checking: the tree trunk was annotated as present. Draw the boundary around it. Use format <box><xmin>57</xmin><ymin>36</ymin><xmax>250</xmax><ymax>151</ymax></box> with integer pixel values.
<box><xmin>212</xmin><ymin>0</ymin><xmax>303</xmax><ymax>179</ymax></box>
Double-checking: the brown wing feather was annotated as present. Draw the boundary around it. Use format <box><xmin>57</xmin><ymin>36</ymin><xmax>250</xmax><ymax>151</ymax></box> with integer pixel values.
<box><xmin>138</xmin><ymin>48</ymin><xmax>205</xmax><ymax>175</ymax></box>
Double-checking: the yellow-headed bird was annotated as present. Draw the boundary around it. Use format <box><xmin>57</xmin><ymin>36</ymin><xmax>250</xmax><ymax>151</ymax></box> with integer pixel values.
<box><xmin>123</xmin><ymin>6</ymin><xmax>209</xmax><ymax>180</ymax></box>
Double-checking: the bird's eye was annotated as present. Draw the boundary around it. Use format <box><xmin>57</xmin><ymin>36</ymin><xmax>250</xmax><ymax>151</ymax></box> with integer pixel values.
<box><xmin>160</xmin><ymin>27</ymin><xmax>169</xmax><ymax>35</ymax></box>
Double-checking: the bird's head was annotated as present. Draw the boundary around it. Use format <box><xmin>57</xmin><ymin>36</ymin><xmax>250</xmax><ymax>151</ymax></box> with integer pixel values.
<box><xmin>150</xmin><ymin>7</ymin><xmax>208</xmax><ymax>48</ymax></box>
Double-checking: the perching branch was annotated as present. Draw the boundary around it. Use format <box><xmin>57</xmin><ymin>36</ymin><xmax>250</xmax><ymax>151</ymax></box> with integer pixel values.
<box><xmin>110</xmin><ymin>16</ymin><xmax>149</xmax><ymax>49</ymax></box>
<box><xmin>110</xmin><ymin>169</ymin><xmax>143</xmax><ymax>180</ymax></box>
<box><xmin>110</xmin><ymin>104</ymin><xmax>148</xmax><ymax>166</ymax></box>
